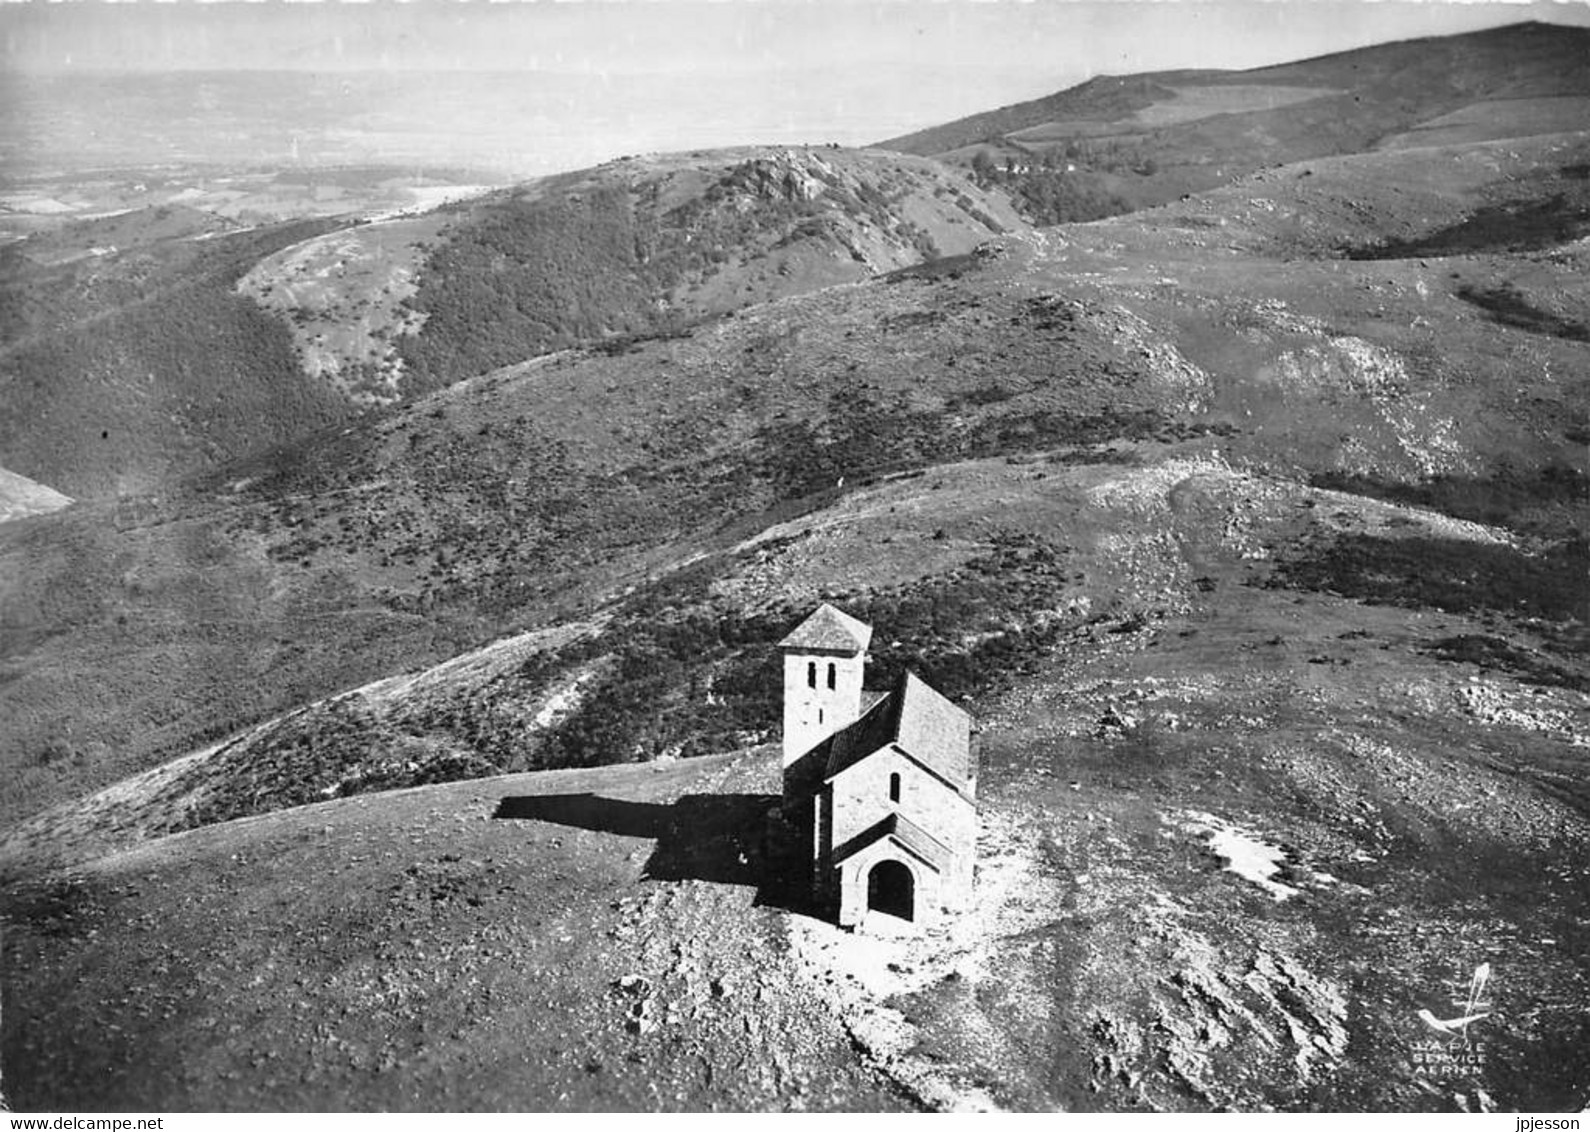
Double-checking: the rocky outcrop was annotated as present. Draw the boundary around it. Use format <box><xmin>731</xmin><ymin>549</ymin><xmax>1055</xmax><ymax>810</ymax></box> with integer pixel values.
<box><xmin>721</xmin><ymin>151</ymin><xmax>837</xmax><ymax>205</ymax></box>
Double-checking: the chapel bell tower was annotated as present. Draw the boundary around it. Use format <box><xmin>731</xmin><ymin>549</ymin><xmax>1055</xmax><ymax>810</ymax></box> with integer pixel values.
<box><xmin>778</xmin><ymin>603</ymin><xmax>871</xmax><ymax>767</ymax></box>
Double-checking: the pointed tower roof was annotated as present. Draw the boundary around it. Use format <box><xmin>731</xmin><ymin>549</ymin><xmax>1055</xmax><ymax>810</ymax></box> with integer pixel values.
<box><xmin>778</xmin><ymin>603</ymin><xmax>873</xmax><ymax>655</ymax></box>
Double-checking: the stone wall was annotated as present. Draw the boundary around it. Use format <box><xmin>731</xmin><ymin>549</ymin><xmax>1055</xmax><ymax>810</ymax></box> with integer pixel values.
<box><xmin>826</xmin><ymin>745</ymin><xmax>976</xmax><ymax>912</ymax></box>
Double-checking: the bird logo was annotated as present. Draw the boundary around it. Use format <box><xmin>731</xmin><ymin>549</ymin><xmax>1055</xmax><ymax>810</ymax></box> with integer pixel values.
<box><xmin>1416</xmin><ymin>962</ymin><xmax>1491</xmax><ymax>1041</ymax></box>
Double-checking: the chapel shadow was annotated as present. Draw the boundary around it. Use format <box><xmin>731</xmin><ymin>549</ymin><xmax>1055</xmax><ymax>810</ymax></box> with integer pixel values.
<box><xmin>493</xmin><ymin>791</ymin><xmax>815</xmax><ymax>914</ymax></box>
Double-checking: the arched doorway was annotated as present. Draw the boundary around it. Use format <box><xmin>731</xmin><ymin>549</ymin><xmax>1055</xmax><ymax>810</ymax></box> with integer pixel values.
<box><xmin>866</xmin><ymin>859</ymin><xmax>915</xmax><ymax>921</ymax></box>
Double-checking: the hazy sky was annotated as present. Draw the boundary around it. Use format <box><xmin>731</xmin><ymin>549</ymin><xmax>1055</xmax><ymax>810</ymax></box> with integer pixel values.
<box><xmin>4</xmin><ymin>0</ymin><xmax>1587</xmax><ymax>176</ymax></box>
<box><xmin>5</xmin><ymin>0</ymin><xmax>1590</xmax><ymax>81</ymax></box>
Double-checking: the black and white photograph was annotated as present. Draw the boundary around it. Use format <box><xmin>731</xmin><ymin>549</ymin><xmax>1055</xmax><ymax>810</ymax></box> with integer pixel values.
<box><xmin>1</xmin><ymin>0</ymin><xmax>1587</xmax><ymax>1114</ymax></box>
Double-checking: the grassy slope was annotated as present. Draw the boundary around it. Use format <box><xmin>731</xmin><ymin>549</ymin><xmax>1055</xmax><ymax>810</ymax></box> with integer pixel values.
<box><xmin>1022</xmin><ymin>133</ymin><xmax>1590</xmax><ymax>482</ymax></box>
<box><xmin>0</xmin><ymin>217</ymin><xmax>354</xmax><ymax>500</ymax></box>
<box><xmin>1</xmin><ymin>749</ymin><xmax>910</xmax><ymax>1112</ymax></box>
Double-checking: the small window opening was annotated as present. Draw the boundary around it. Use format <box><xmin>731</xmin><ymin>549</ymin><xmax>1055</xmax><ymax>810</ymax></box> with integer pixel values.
<box><xmin>889</xmin><ymin>772</ymin><xmax>901</xmax><ymax>803</ymax></box>
<box><xmin>807</xmin><ymin>661</ymin><xmax>817</xmax><ymax>688</ymax></box>
<box><xmin>827</xmin><ymin>662</ymin><xmax>837</xmax><ymax>690</ymax></box>
<box><xmin>818</xmin><ymin>708</ymin><xmax>825</xmax><ymax>725</ymax></box>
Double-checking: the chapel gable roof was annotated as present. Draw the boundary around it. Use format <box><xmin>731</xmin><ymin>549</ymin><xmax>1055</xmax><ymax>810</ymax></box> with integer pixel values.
<box><xmin>824</xmin><ymin>670</ymin><xmax>974</xmax><ymax>789</ymax></box>
<box><xmin>778</xmin><ymin>603</ymin><xmax>873</xmax><ymax>655</ymax></box>
<box><xmin>895</xmin><ymin>671</ymin><xmax>973</xmax><ymax>783</ymax></box>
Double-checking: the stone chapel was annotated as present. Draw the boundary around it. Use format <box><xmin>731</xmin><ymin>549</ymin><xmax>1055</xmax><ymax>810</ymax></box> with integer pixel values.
<box><xmin>777</xmin><ymin>603</ymin><xmax>977</xmax><ymax>930</ymax></box>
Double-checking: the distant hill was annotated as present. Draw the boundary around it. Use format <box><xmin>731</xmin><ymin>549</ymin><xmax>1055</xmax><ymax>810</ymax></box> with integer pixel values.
<box><xmin>386</xmin><ymin>147</ymin><xmax>1024</xmax><ymax>394</ymax></box>
<box><xmin>880</xmin><ymin>21</ymin><xmax>1590</xmax><ymax>219</ymax></box>
<box><xmin>0</xmin><ymin>147</ymin><xmax>1021</xmax><ymax>499</ymax></box>
<box><xmin>12</xmin><ymin>203</ymin><xmax>237</xmax><ymax>268</ymax></box>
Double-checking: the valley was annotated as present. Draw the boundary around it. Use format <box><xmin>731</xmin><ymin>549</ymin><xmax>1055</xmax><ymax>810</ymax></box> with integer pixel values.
<box><xmin>2</xmin><ymin>20</ymin><xmax>1588</xmax><ymax>1113</ymax></box>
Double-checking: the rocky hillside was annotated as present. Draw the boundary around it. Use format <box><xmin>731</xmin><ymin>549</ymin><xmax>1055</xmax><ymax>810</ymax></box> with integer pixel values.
<box><xmin>385</xmin><ymin>147</ymin><xmax>1024</xmax><ymax>395</ymax></box>
<box><xmin>0</xmin><ymin>147</ymin><xmax>1020</xmax><ymax>501</ymax></box>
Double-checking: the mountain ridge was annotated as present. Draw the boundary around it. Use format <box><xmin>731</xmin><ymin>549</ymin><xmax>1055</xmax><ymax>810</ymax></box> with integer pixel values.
<box><xmin>878</xmin><ymin>20</ymin><xmax>1590</xmax><ymax>219</ymax></box>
